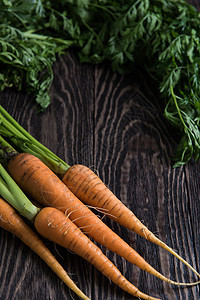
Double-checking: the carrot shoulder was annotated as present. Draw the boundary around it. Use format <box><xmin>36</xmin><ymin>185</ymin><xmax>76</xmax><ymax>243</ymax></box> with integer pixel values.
<box><xmin>0</xmin><ymin>197</ymin><xmax>90</xmax><ymax>300</ymax></box>
<box><xmin>7</xmin><ymin>152</ymin><xmax>200</xmax><ymax>286</ymax></box>
<box><xmin>34</xmin><ymin>206</ymin><xmax>160</xmax><ymax>300</ymax></box>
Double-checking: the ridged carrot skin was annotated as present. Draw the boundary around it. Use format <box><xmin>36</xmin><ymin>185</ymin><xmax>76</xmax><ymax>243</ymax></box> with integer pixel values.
<box><xmin>34</xmin><ymin>206</ymin><xmax>160</xmax><ymax>300</ymax></box>
<box><xmin>0</xmin><ymin>198</ymin><xmax>90</xmax><ymax>300</ymax></box>
<box><xmin>62</xmin><ymin>164</ymin><xmax>200</xmax><ymax>278</ymax></box>
<box><xmin>62</xmin><ymin>164</ymin><xmax>156</xmax><ymax>236</ymax></box>
<box><xmin>7</xmin><ymin>153</ymin><xmax>199</xmax><ymax>287</ymax></box>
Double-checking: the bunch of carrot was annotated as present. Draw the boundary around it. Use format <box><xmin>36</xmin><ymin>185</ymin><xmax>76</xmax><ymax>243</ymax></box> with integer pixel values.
<box><xmin>0</xmin><ymin>105</ymin><xmax>199</xmax><ymax>299</ymax></box>
<box><xmin>0</xmin><ymin>148</ymin><xmax>160</xmax><ymax>300</ymax></box>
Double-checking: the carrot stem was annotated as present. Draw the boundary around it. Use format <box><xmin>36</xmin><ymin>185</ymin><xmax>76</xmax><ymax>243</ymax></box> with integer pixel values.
<box><xmin>0</xmin><ymin>162</ymin><xmax>40</xmax><ymax>221</ymax></box>
<box><xmin>0</xmin><ymin>135</ymin><xmax>18</xmax><ymax>166</ymax></box>
<box><xmin>0</xmin><ymin>134</ymin><xmax>17</xmax><ymax>154</ymax></box>
<box><xmin>0</xmin><ymin>105</ymin><xmax>69</xmax><ymax>176</ymax></box>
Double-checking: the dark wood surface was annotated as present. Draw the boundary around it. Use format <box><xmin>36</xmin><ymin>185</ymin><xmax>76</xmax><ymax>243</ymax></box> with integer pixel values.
<box><xmin>0</xmin><ymin>2</ymin><xmax>200</xmax><ymax>299</ymax></box>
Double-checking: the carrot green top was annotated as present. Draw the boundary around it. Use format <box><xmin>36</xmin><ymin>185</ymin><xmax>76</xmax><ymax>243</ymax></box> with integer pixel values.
<box><xmin>0</xmin><ymin>105</ymin><xmax>70</xmax><ymax>177</ymax></box>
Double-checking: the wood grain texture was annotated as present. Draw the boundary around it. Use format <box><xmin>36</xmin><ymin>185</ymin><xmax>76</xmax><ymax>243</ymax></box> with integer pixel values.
<box><xmin>0</xmin><ymin>3</ymin><xmax>200</xmax><ymax>298</ymax></box>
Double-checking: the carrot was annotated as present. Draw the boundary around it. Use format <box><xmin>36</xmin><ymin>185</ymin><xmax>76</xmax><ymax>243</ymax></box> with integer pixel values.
<box><xmin>0</xmin><ymin>197</ymin><xmax>90</xmax><ymax>300</ymax></box>
<box><xmin>34</xmin><ymin>206</ymin><xmax>160</xmax><ymax>300</ymax></box>
<box><xmin>62</xmin><ymin>163</ymin><xmax>200</xmax><ymax>276</ymax></box>
<box><xmin>6</xmin><ymin>152</ymin><xmax>200</xmax><ymax>286</ymax></box>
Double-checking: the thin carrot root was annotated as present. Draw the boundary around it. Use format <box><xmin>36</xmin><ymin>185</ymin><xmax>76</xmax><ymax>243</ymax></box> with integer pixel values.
<box><xmin>7</xmin><ymin>153</ymin><xmax>200</xmax><ymax>287</ymax></box>
<box><xmin>62</xmin><ymin>164</ymin><xmax>200</xmax><ymax>281</ymax></box>
<box><xmin>34</xmin><ymin>206</ymin><xmax>161</xmax><ymax>300</ymax></box>
<box><xmin>0</xmin><ymin>198</ymin><xmax>90</xmax><ymax>300</ymax></box>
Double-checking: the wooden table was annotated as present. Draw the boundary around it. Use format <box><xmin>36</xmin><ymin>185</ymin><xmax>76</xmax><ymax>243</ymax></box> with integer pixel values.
<box><xmin>0</xmin><ymin>2</ymin><xmax>200</xmax><ymax>299</ymax></box>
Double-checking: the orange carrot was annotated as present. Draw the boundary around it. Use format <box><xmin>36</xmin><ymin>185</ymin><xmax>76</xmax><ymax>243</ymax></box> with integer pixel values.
<box><xmin>34</xmin><ymin>206</ymin><xmax>160</xmax><ymax>300</ymax></box>
<box><xmin>62</xmin><ymin>163</ymin><xmax>200</xmax><ymax>276</ymax></box>
<box><xmin>0</xmin><ymin>197</ymin><xmax>90</xmax><ymax>300</ymax></box>
<box><xmin>7</xmin><ymin>152</ymin><xmax>200</xmax><ymax>286</ymax></box>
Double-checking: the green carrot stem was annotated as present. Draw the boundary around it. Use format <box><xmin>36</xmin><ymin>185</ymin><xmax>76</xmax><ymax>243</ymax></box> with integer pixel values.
<box><xmin>23</xmin><ymin>31</ymin><xmax>75</xmax><ymax>47</ymax></box>
<box><xmin>0</xmin><ymin>105</ymin><xmax>70</xmax><ymax>176</ymax></box>
<box><xmin>0</xmin><ymin>135</ymin><xmax>18</xmax><ymax>165</ymax></box>
<box><xmin>0</xmin><ymin>135</ymin><xmax>16</xmax><ymax>152</ymax></box>
<box><xmin>0</xmin><ymin>163</ymin><xmax>40</xmax><ymax>221</ymax></box>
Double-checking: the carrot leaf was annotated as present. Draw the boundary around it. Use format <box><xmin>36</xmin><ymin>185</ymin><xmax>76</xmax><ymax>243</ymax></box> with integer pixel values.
<box><xmin>1</xmin><ymin>0</ymin><xmax>200</xmax><ymax>165</ymax></box>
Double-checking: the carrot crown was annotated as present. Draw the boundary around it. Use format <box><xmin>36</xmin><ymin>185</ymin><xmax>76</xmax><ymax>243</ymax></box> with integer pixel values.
<box><xmin>0</xmin><ymin>160</ymin><xmax>40</xmax><ymax>221</ymax></box>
